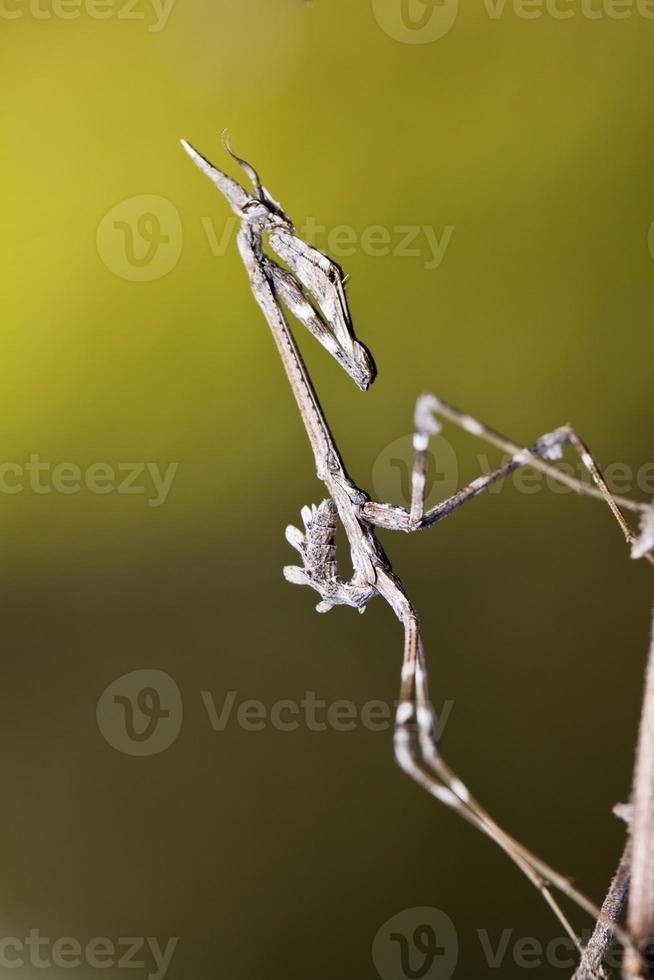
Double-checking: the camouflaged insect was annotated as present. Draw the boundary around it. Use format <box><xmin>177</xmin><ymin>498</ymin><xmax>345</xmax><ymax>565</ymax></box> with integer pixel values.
<box><xmin>183</xmin><ymin>135</ymin><xmax>654</xmax><ymax>974</ymax></box>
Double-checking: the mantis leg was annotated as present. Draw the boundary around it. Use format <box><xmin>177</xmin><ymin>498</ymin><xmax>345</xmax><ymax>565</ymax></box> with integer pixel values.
<box><xmin>365</xmin><ymin>394</ymin><xmax>653</xmax><ymax>565</ymax></box>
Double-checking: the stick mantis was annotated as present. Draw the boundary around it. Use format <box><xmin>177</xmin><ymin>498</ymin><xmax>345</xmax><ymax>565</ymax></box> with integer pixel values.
<box><xmin>181</xmin><ymin>135</ymin><xmax>654</xmax><ymax>971</ymax></box>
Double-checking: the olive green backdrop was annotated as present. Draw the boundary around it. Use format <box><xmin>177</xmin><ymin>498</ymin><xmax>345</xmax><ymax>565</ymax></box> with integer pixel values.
<box><xmin>2</xmin><ymin>2</ymin><xmax>654</xmax><ymax>977</ymax></box>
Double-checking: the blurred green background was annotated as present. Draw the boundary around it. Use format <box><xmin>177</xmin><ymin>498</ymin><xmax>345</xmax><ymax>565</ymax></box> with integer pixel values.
<box><xmin>2</xmin><ymin>1</ymin><xmax>654</xmax><ymax>977</ymax></box>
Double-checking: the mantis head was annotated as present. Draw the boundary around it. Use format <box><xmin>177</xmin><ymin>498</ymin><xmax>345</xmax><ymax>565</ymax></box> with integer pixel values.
<box><xmin>181</xmin><ymin>136</ymin><xmax>292</xmax><ymax>233</ymax></box>
<box><xmin>181</xmin><ymin>137</ymin><xmax>376</xmax><ymax>391</ymax></box>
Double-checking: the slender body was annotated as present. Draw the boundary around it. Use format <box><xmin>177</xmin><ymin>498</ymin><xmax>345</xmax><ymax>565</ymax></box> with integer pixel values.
<box><xmin>182</xmin><ymin>136</ymin><xmax>654</xmax><ymax>973</ymax></box>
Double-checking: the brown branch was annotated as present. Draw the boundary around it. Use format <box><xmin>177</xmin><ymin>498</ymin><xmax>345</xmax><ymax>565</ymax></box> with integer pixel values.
<box><xmin>572</xmin><ymin>840</ymin><xmax>631</xmax><ymax>980</ymax></box>
<box><xmin>624</xmin><ymin>606</ymin><xmax>654</xmax><ymax>979</ymax></box>
<box><xmin>573</xmin><ymin>605</ymin><xmax>654</xmax><ymax>980</ymax></box>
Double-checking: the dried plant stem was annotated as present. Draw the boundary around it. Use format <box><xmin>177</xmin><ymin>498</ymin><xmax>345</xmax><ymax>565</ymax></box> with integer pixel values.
<box><xmin>574</xmin><ymin>606</ymin><xmax>654</xmax><ymax>980</ymax></box>
<box><xmin>573</xmin><ymin>841</ymin><xmax>631</xmax><ymax>980</ymax></box>
<box><xmin>623</xmin><ymin>607</ymin><xmax>654</xmax><ymax>979</ymax></box>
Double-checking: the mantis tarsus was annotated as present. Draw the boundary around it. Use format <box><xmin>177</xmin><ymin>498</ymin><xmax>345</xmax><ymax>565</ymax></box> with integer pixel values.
<box><xmin>181</xmin><ymin>135</ymin><xmax>654</xmax><ymax>973</ymax></box>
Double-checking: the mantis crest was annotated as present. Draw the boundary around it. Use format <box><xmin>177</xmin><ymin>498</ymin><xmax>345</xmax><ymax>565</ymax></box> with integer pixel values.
<box><xmin>182</xmin><ymin>136</ymin><xmax>654</xmax><ymax>974</ymax></box>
